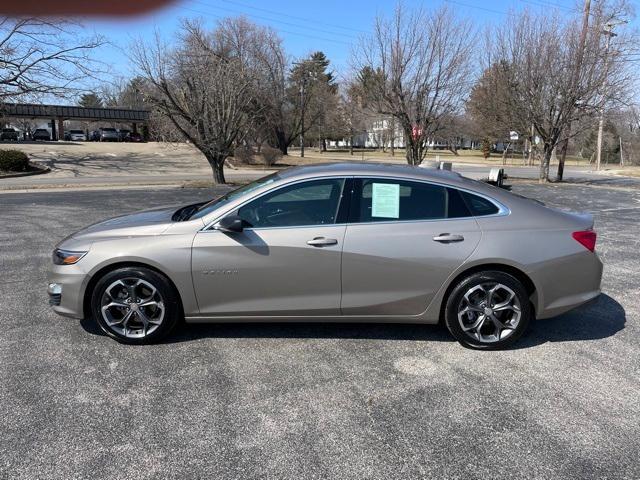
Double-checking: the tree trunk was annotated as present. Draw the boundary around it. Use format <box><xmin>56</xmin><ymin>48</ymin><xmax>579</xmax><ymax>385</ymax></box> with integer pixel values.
<box><xmin>321</xmin><ymin>138</ymin><xmax>327</xmax><ymax>152</ymax></box>
<box><xmin>556</xmin><ymin>138</ymin><xmax>569</xmax><ymax>182</ymax></box>
<box><xmin>539</xmin><ymin>144</ymin><xmax>553</xmax><ymax>183</ymax></box>
<box><xmin>404</xmin><ymin>128</ymin><xmax>420</xmax><ymax>166</ymax></box>
<box><xmin>349</xmin><ymin>134</ymin><xmax>354</xmax><ymax>155</ymax></box>
<box><xmin>209</xmin><ymin>159</ymin><xmax>226</xmax><ymax>184</ymax></box>
<box><xmin>502</xmin><ymin>142</ymin><xmax>511</xmax><ymax>165</ymax></box>
<box><xmin>275</xmin><ymin>130</ymin><xmax>288</xmax><ymax>155</ymax></box>
<box><xmin>390</xmin><ymin>118</ymin><xmax>395</xmax><ymax>157</ymax></box>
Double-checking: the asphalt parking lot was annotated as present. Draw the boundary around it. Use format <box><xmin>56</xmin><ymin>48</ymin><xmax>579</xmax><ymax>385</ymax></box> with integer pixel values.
<box><xmin>1</xmin><ymin>181</ymin><xmax>638</xmax><ymax>479</ymax></box>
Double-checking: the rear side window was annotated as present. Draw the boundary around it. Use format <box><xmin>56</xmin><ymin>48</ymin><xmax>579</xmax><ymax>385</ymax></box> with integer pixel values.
<box><xmin>460</xmin><ymin>191</ymin><xmax>500</xmax><ymax>216</ymax></box>
<box><xmin>351</xmin><ymin>178</ymin><xmax>475</xmax><ymax>222</ymax></box>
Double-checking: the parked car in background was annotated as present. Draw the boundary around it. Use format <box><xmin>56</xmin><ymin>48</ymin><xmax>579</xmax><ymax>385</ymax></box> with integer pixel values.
<box><xmin>48</xmin><ymin>163</ymin><xmax>603</xmax><ymax>348</ymax></box>
<box><xmin>64</xmin><ymin>129</ymin><xmax>87</xmax><ymax>141</ymax></box>
<box><xmin>117</xmin><ymin>129</ymin><xmax>131</xmax><ymax>141</ymax></box>
<box><xmin>128</xmin><ymin>132</ymin><xmax>143</xmax><ymax>142</ymax></box>
<box><xmin>32</xmin><ymin>129</ymin><xmax>51</xmax><ymax>141</ymax></box>
<box><xmin>0</xmin><ymin>128</ymin><xmax>19</xmax><ymax>141</ymax></box>
<box><xmin>98</xmin><ymin>127</ymin><xmax>119</xmax><ymax>142</ymax></box>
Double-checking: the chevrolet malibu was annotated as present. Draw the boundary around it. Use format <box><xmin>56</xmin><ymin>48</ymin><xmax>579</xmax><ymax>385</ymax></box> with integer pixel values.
<box><xmin>48</xmin><ymin>163</ymin><xmax>603</xmax><ymax>349</ymax></box>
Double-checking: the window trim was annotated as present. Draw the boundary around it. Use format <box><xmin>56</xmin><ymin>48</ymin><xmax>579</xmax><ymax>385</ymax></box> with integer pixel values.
<box><xmin>346</xmin><ymin>175</ymin><xmax>509</xmax><ymax>225</ymax></box>
<box><xmin>200</xmin><ymin>174</ymin><xmax>509</xmax><ymax>232</ymax></box>
<box><xmin>200</xmin><ymin>176</ymin><xmax>351</xmax><ymax>232</ymax></box>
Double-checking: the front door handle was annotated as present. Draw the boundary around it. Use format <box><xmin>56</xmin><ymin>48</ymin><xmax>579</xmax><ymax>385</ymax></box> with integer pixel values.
<box><xmin>433</xmin><ymin>233</ymin><xmax>464</xmax><ymax>243</ymax></box>
<box><xmin>307</xmin><ymin>237</ymin><xmax>338</xmax><ymax>247</ymax></box>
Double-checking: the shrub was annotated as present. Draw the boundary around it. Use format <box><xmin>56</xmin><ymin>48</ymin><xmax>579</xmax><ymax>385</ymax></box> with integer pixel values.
<box><xmin>234</xmin><ymin>146</ymin><xmax>254</xmax><ymax>164</ymax></box>
<box><xmin>261</xmin><ymin>146</ymin><xmax>282</xmax><ymax>166</ymax></box>
<box><xmin>0</xmin><ymin>149</ymin><xmax>30</xmax><ymax>172</ymax></box>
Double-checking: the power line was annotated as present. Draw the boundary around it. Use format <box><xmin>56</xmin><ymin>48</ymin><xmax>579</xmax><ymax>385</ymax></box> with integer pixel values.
<box><xmin>189</xmin><ymin>0</ymin><xmax>360</xmax><ymax>40</ymax></box>
<box><xmin>178</xmin><ymin>5</ymin><xmax>353</xmax><ymax>46</ymax></box>
<box><xmin>216</xmin><ymin>0</ymin><xmax>370</xmax><ymax>34</ymax></box>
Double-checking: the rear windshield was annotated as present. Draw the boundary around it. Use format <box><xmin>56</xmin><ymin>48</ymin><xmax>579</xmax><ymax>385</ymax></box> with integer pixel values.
<box><xmin>2</xmin><ymin>128</ymin><xmax>14</xmax><ymax>132</ymax></box>
<box><xmin>101</xmin><ymin>128</ymin><xmax>117</xmax><ymax>132</ymax></box>
<box><xmin>70</xmin><ymin>130</ymin><xmax>84</xmax><ymax>134</ymax></box>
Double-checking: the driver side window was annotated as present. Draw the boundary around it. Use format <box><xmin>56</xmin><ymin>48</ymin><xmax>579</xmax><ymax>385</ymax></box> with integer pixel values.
<box><xmin>237</xmin><ymin>178</ymin><xmax>346</xmax><ymax>228</ymax></box>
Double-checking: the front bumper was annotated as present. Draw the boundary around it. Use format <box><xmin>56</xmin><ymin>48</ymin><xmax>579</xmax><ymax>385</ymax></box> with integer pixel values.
<box><xmin>47</xmin><ymin>264</ymin><xmax>88</xmax><ymax>319</ymax></box>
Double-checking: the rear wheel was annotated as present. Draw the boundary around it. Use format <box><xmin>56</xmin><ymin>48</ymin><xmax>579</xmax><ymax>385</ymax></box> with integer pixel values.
<box><xmin>90</xmin><ymin>267</ymin><xmax>181</xmax><ymax>344</ymax></box>
<box><xmin>444</xmin><ymin>271</ymin><xmax>532</xmax><ymax>350</ymax></box>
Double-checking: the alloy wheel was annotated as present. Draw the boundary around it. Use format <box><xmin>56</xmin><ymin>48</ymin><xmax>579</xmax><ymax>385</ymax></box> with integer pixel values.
<box><xmin>100</xmin><ymin>277</ymin><xmax>165</xmax><ymax>339</ymax></box>
<box><xmin>457</xmin><ymin>282</ymin><xmax>522</xmax><ymax>344</ymax></box>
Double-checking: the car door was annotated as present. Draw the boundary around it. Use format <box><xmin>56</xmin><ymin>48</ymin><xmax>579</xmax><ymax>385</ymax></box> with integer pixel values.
<box><xmin>192</xmin><ymin>177</ymin><xmax>348</xmax><ymax>317</ymax></box>
<box><xmin>341</xmin><ymin>177</ymin><xmax>482</xmax><ymax>316</ymax></box>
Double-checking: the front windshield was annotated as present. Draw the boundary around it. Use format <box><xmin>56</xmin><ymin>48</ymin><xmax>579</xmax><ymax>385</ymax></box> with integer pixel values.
<box><xmin>189</xmin><ymin>172</ymin><xmax>280</xmax><ymax>220</ymax></box>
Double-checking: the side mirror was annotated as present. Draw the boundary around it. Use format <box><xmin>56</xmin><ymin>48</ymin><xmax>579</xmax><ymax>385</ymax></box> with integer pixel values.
<box><xmin>214</xmin><ymin>215</ymin><xmax>244</xmax><ymax>233</ymax></box>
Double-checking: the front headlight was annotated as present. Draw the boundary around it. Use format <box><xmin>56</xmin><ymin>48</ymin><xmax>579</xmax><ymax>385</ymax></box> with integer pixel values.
<box><xmin>52</xmin><ymin>249</ymin><xmax>87</xmax><ymax>265</ymax></box>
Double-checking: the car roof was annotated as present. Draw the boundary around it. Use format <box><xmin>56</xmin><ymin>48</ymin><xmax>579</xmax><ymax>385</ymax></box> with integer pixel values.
<box><xmin>277</xmin><ymin>162</ymin><xmax>468</xmax><ymax>186</ymax></box>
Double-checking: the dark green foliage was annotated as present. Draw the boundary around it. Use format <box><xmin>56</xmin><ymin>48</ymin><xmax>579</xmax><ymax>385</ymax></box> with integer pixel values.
<box><xmin>0</xmin><ymin>150</ymin><xmax>30</xmax><ymax>171</ymax></box>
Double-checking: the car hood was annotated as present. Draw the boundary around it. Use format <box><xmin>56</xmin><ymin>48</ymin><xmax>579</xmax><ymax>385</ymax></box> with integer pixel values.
<box><xmin>65</xmin><ymin>205</ymin><xmax>179</xmax><ymax>242</ymax></box>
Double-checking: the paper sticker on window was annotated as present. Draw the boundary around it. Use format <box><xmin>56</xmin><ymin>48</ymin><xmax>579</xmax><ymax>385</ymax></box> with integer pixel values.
<box><xmin>371</xmin><ymin>183</ymin><xmax>400</xmax><ymax>218</ymax></box>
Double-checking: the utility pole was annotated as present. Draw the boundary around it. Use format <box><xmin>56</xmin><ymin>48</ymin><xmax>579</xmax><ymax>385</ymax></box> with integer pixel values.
<box><xmin>596</xmin><ymin>22</ymin><xmax>620</xmax><ymax>171</ymax></box>
<box><xmin>619</xmin><ymin>136</ymin><xmax>624</xmax><ymax>167</ymax></box>
<box><xmin>299</xmin><ymin>82</ymin><xmax>305</xmax><ymax>158</ymax></box>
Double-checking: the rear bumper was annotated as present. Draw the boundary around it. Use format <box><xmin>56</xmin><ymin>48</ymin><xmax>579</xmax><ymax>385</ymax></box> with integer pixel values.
<box><xmin>533</xmin><ymin>251</ymin><xmax>603</xmax><ymax>319</ymax></box>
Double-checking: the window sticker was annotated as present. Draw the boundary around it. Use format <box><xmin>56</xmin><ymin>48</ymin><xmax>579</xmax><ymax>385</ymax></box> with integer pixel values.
<box><xmin>371</xmin><ymin>183</ymin><xmax>400</xmax><ymax>218</ymax></box>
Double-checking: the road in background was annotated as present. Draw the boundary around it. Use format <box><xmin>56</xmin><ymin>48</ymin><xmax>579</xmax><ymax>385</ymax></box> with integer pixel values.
<box><xmin>1</xmin><ymin>161</ymin><xmax>634</xmax><ymax>191</ymax></box>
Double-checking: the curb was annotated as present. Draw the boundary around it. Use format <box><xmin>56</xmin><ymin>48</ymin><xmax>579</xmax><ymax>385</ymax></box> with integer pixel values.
<box><xmin>0</xmin><ymin>163</ymin><xmax>51</xmax><ymax>179</ymax></box>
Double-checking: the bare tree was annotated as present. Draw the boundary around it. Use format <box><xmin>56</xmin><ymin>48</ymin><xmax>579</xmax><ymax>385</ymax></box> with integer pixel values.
<box><xmin>0</xmin><ymin>18</ymin><xmax>104</xmax><ymax>101</ymax></box>
<box><xmin>352</xmin><ymin>4</ymin><xmax>476</xmax><ymax>165</ymax></box>
<box><xmin>488</xmin><ymin>2</ymin><xmax>635</xmax><ymax>181</ymax></box>
<box><xmin>131</xmin><ymin>21</ymin><xmax>259</xmax><ymax>184</ymax></box>
<box><xmin>212</xmin><ymin>17</ymin><xmax>293</xmax><ymax>154</ymax></box>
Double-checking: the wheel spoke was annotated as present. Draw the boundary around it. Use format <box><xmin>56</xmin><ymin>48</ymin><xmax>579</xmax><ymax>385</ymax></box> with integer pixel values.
<box><xmin>493</xmin><ymin>290</ymin><xmax>516</xmax><ymax>310</ymax></box>
<box><xmin>137</xmin><ymin>285</ymin><xmax>157</xmax><ymax>303</ymax></box>
<box><xmin>106</xmin><ymin>308</ymin><xmax>134</xmax><ymax>327</ymax></box>
<box><xmin>139</xmin><ymin>300</ymin><xmax>158</xmax><ymax>308</ymax></box>
<box><xmin>486</xmin><ymin>285</ymin><xmax>499</xmax><ymax>306</ymax></box>
<box><xmin>461</xmin><ymin>314</ymin><xmax>485</xmax><ymax>332</ymax></box>
<box><xmin>102</xmin><ymin>301</ymin><xmax>128</xmax><ymax>309</ymax></box>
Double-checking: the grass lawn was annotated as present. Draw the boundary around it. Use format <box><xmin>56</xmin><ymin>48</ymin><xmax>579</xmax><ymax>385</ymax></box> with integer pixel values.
<box><xmin>284</xmin><ymin>147</ymin><xmax>595</xmax><ymax>168</ymax></box>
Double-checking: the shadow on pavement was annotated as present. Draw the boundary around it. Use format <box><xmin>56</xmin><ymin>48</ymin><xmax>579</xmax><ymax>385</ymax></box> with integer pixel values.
<box><xmin>80</xmin><ymin>294</ymin><xmax>624</xmax><ymax>349</ymax></box>
<box><xmin>520</xmin><ymin>293</ymin><xmax>625</xmax><ymax>348</ymax></box>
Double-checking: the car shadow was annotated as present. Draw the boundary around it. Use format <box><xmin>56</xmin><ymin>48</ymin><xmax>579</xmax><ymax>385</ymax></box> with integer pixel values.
<box><xmin>517</xmin><ymin>293</ymin><xmax>625</xmax><ymax>348</ymax></box>
<box><xmin>80</xmin><ymin>294</ymin><xmax>625</xmax><ymax>349</ymax></box>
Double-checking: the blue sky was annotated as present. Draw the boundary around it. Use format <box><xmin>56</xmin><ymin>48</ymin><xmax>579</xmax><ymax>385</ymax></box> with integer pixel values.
<box><xmin>87</xmin><ymin>0</ymin><xmax>595</xmax><ymax>82</ymax></box>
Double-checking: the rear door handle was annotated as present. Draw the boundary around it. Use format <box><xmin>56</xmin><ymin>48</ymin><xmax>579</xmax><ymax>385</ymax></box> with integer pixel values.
<box><xmin>433</xmin><ymin>233</ymin><xmax>464</xmax><ymax>243</ymax></box>
<box><xmin>307</xmin><ymin>237</ymin><xmax>338</xmax><ymax>247</ymax></box>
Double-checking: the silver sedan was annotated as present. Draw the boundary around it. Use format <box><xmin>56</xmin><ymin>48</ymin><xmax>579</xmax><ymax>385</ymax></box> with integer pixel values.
<box><xmin>48</xmin><ymin>163</ymin><xmax>603</xmax><ymax>349</ymax></box>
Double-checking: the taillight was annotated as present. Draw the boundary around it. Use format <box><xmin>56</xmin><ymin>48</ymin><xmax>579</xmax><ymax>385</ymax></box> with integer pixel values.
<box><xmin>572</xmin><ymin>230</ymin><xmax>597</xmax><ymax>252</ymax></box>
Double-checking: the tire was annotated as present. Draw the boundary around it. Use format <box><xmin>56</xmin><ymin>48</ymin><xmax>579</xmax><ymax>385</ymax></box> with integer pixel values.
<box><xmin>444</xmin><ymin>271</ymin><xmax>532</xmax><ymax>350</ymax></box>
<box><xmin>90</xmin><ymin>267</ymin><xmax>181</xmax><ymax>344</ymax></box>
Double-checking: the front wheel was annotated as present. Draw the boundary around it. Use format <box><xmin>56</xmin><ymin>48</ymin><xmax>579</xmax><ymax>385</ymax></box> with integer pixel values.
<box><xmin>90</xmin><ymin>267</ymin><xmax>181</xmax><ymax>344</ymax></box>
<box><xmin>444</xmin><ymin>271</ymin><xmax>532</xmax><ymax>350</ymax></box>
